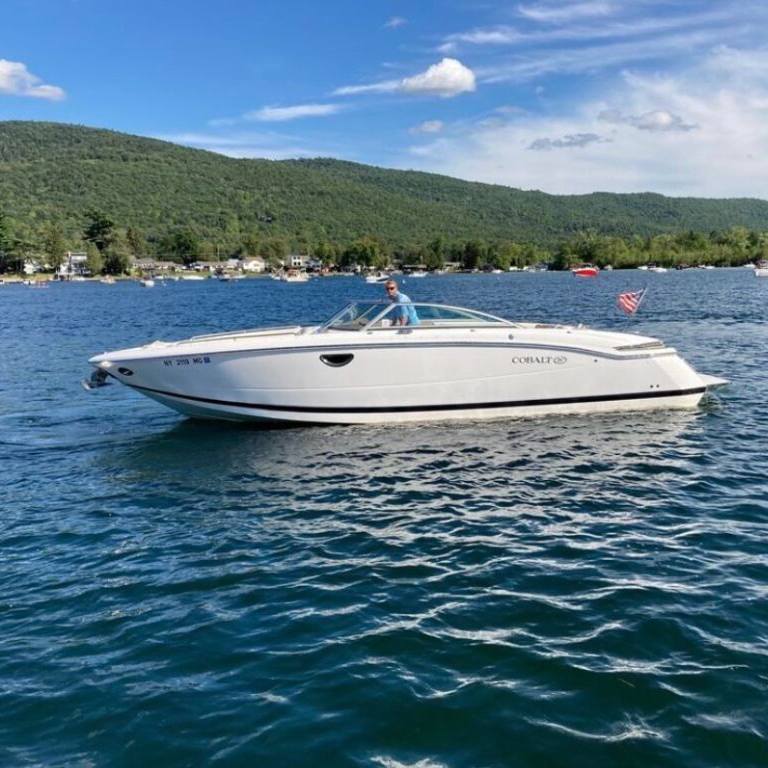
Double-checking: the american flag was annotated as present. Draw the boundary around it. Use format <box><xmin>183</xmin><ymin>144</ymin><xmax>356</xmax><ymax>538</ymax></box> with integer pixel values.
<box><xmin>617</xmin><ymin>287</ymin><xmax>647</xmax><ymax>315</ymax></box>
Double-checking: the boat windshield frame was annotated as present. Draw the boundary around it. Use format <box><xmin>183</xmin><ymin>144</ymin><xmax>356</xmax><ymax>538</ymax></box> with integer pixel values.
<box><xmin>318</xmin><ymin>301</ymin><xmax>516</xmax><ymax>332</ymax></box>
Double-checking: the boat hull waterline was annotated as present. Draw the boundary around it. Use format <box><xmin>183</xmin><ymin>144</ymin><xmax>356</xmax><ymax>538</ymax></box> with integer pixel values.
<box><xmin>88</xmin><ymin>303</ymin><xmax>726</xmax><ymax>425</ymax></box>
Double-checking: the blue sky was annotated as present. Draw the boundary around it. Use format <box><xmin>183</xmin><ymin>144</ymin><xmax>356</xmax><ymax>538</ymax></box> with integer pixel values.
<box><xmin>2</xmin><ymin>0</ymin><xmax>768</xmax><ymax>198</ymax></box>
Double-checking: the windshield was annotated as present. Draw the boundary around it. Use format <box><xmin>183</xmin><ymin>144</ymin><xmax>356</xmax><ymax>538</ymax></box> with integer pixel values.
<box><xmin>321</xmin><ymin>301</ymin><xmax>391</xmax><ymax>331</ymax></box>
<box><xmin>320</xmin><ymin>302</ymin><xmax>514</xmax><ymax>332</ymax></box>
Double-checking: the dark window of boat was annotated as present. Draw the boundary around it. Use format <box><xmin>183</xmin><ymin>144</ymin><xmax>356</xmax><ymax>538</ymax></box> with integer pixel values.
<box><xmin>118</xmin><ymin>367</ymin><xmax>134</xmax><ymax>376</ymax></box>
<box><xmin>320</xmin><ymin>354</ymin><xmax>354</xmax><ymax>367</ymax></box>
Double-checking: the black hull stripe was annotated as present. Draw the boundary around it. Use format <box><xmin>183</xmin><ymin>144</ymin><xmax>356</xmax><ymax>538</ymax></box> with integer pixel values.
<box><xmin>127</xmin><ymin>382</ymin><xmax>707</xmax><ymax>415</ymax></box>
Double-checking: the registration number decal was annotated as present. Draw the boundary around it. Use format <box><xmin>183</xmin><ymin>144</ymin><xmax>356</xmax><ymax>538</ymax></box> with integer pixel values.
<box><xmin>163</xmin><ymin>357</ymin><xmax>211</xmax><ymax>367</ymax></box>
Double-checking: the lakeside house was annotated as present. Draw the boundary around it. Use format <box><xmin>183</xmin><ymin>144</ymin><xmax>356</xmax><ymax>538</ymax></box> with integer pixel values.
<box><xmin>24</xmin><ymin>258</ymin><xmax>45</xmax><ymax>275</ymax></box>
<box><xmin>286</xmin><ymin>254</ymin><xmax>307</xmax><ymax>269</ymax></box>
<box><xmin>192</xmin><ymin>261</ymin><xmax>221</xmax><ymax>273</ymax></box>
<box><xmin>240</xmin><ymin>257</ymin><xmax>266</xmax><ymax>273</ymax></box>
<box><xmin>56</xmin><ymin>251</ymin><xmax>88</xmax><ymax>278</ymax></box>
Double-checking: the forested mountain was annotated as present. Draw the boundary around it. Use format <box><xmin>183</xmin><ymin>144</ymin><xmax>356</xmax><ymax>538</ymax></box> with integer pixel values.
<box><xmin>2</xmin><ymin>121</ymin><xmax>768</xmax><ymax>256</ymax></box>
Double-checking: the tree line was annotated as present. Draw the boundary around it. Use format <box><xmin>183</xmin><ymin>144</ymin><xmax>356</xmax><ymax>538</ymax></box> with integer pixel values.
<box><xmin>5</xmin><ymin>122</ymin><xmax>768</xmax><ymax>256</ymax></box>
<box><xmin>1</xmin><ymin>208</ymin><xmax>766</xmax><ymax>275</ymax></box>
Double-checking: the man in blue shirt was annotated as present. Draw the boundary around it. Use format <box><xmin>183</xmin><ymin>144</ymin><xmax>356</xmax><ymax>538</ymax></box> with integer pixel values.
<box><xmin>385</xmin><ymin>280</ymin><xmax>420</xmax><ymax>326</ymax></box>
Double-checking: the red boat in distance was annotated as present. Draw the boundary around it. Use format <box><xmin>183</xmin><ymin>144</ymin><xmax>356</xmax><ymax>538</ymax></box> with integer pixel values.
<box><xmin>572</xmin><ymin>265</ymin><xmax>599</xmax><ymax>278</ymax></box>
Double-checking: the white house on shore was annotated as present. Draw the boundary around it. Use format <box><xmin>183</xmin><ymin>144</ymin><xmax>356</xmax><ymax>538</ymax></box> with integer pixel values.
<box><xmin>192</xmin><ymin>261</ymin><xmax>221</xmax><ymax>273</ymax></box>
<box><xmin>285</xmin><ymin>254</ymin><xmax>307</xmax><ymax>269</ymax></box>
<box><xmin>56</xmin><ymin>251</ymin><xmax>88</xmax><ymax>278</ymax></box>
<box><xmin>240</xmin><ymin>257</ymin><xmax>266</xmax><ymax>272</ymax></box>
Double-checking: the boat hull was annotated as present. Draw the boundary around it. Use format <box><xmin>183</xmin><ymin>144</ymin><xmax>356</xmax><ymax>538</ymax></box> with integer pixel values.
<box><xmin>136</xmin><ymin>385</ymin><xmax>706</xmax><ymax>424</ymax></box>
<box><xmin>93</xmin><ymin>337</ymin><xmax>715</xmax><ymax>425</ymax></box>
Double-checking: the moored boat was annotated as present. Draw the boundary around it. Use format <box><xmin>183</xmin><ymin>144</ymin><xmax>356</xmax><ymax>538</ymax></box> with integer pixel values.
<box><xmin>572</xmin><ymin>265</ymin><xmax>599</xmax><ymax>278</ymax></box>
<box><xmin>279</xmin><ymin>269</ymin><xmax>309</xmax><ymax>283</ymax></box>
<box><xmin>365</xmin><ymin>272</ymin><xmax>390</xmax><ymax>283</ymax></box>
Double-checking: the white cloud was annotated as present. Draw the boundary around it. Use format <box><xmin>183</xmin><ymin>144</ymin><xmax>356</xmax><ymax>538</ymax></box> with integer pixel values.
<box><xmin>334</xmin><ymin>80</ymin><xmax>399</xmax><ymax>96</ymax></box>
<box><xmin>385</xmin><ymin>17</ymin><xmax>407</xmax><ymax>29</ymax></box>
<box><xmin>335</xmin><ymin>58</ymin><xmax>476</xmax><ymax>99</ymax></box>
<box><xmin>528</xmin><ymin>132</ymin><xmax>608</xmax><ymax>150</ymax></box>
<box><xmin>399</xmin><ymin>46</ymin><xmax>768</xmax><ymax>197</ymax></box>
<box><xmin>517</xmin><ymin>2</ymin><xmax>616</xmax><ymax>24</ymax></box>
<box><xmin>440</xmin><ymin>5</ymin><xmax>749</xmax><ymax>64</ymax></box>
<box><xmin>0</xmin><ymin>59</ymin><xmax>65</xmax><ymax>101</ymax></box>
<box><xmin>476</xmin><ymin>28</ymin><xmax>728</xmax><ymax>84</ymax></box>
<box><xmin>401</xmin><ymin>58</ymin><xmax>476</xmax><ymax>97</ymax></box>
<box><xmin>411</xmin><ymin>120</ymin><xmax>444</xmax><ymax>134</ymax></box>
<box><xmin>245</xmin><ymin>103</ymin><xmax>341</xmax><ymax>122</ymax></box>
<box><xmin>443</xmin><ymin>26</ymin><xmax>521</xmax><ymax>49</ymax></box>
<box><xmin>599</xmin><ymin>108</ymin><xmax>697</xmax><ymax>131</ymax></box>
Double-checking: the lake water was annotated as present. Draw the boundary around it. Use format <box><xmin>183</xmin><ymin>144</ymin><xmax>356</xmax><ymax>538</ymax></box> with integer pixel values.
<box><xmin>1</xmin><ymin>271</ymin><xmax>766</xmax><ymax>767</ymax></box>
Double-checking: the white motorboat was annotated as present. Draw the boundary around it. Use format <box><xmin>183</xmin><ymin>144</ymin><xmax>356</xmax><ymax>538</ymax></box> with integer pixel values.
<box><xmin>648</xmin><ymin>266</ymin><xmax>668</xmax><ymax>273</ymax></box>
<box><xmin>754</xmin><ymin>261</ymin><xmax>768</xmax><ymax>277</ymax></box>
<box><xmin>139</xmin><ymin>278</ymin><xmax>155</xmax><ymax>287</ymax></box>
<box><xmin>365</xmin><ymin>272</ymin><xmax>390</xmax><ymax>283</ymax></box>
<box><xmin>85</xmin><ymin>300</ymin><xmax>727</xmax><ymax>425</ymax></box>
<box><xmin>279</xmin><ymin>269</ymin><xmax>309</xmax><ymax>283</ymax></box>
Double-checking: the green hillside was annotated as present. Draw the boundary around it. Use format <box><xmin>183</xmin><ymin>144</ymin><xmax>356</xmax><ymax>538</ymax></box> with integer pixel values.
<box><xmin>2</xmin><ymin>120</ymin><xmax>768</xmax><ymax>254</ymax></box>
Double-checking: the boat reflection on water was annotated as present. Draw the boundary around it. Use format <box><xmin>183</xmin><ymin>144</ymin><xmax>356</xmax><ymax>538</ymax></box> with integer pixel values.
<box><xmin>102</xmin><ymin>409</ymin><xmax>703</xmax><ymax>532</ymax></box>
